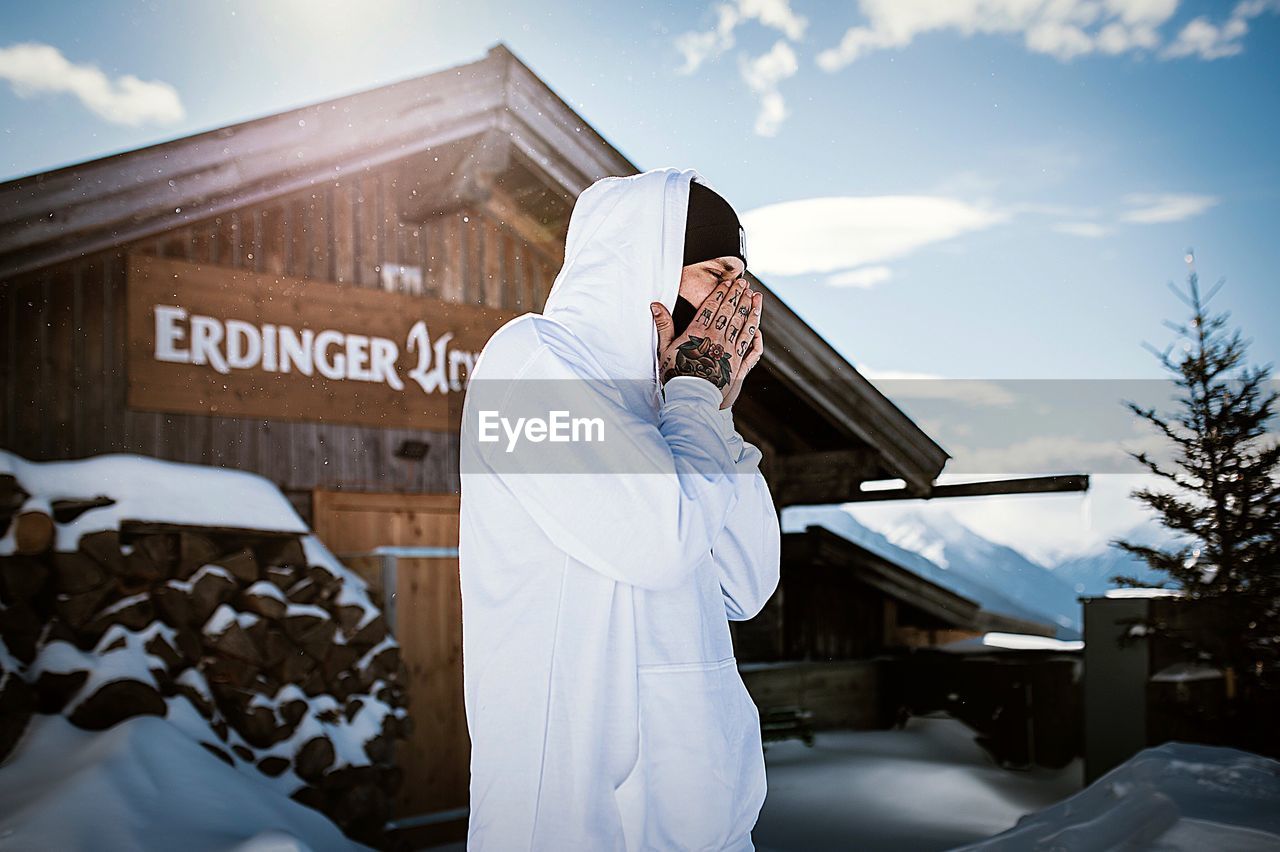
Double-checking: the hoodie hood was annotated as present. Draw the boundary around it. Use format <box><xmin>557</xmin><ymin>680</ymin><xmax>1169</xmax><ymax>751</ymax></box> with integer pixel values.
<box><xmin>542</xmin><ymin>167</ymin><xmax>723</xmax><ymax>395</ymax></box>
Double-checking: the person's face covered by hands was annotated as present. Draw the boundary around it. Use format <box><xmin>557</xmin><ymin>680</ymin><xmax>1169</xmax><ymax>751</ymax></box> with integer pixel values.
<box><xmin>655</xmin><ymin>181</ymin><xmax>762</xmax><ymax>408</ymax></box>
<box><xmin>673</xmin><ymin>256</ymin><xmax>745</xmax><ymax>336</ymax></box>
<box><xmin>655</xmin><ymin>257</ymin><xmax>765</xmax><ymax>409</ymax></box>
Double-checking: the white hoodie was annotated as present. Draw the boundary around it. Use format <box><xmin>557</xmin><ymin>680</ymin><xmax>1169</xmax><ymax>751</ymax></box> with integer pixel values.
<box><xmin>458</xmin><ymin>167</ymin><xmax>781</xmax><ymax>851</ymax></box>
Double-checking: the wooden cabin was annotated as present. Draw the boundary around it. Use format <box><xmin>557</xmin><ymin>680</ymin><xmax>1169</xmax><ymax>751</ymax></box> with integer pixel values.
<box><xmin>0</xmin><ymin>42</ymin><xmax>1081</xmax><ymax>843</ymax></box>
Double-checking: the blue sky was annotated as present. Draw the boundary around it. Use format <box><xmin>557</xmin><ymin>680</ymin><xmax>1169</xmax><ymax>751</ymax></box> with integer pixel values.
<box><xmin>3</xmin><ymin>1</ymin><xmax>1278</xmax><ymax>560</ymax></box>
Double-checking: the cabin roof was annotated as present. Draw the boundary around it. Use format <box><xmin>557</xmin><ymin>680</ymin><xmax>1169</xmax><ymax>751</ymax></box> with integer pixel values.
<box><xmin>785</xmin><ymin>526</ymin><xmax>1058</xmax><ymax>637</ymax></box>
<box><xmin>0</xmin><ymin>42</ymin><xmax>950</xmax><ymax>494</ymax></box>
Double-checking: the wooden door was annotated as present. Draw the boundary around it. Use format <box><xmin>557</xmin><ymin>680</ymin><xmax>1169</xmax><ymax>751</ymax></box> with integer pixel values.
<box><xmin>312</xmin><ymin>490</ymin><xmax>468</xmax><ymax>826</ymax></box>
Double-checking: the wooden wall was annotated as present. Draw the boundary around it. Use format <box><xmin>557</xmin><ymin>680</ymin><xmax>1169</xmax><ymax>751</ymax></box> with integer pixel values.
<box><xmin>740</xmin><ymin>660</ymin><xmax>883</xmax><ymax>730</ymax></box>
<box><xmin>0</xmin><ymin>161</ymin><xmax>563</xmax><ymax>512</ymax></box>
<box><xmin>781</xmin><ymin>558</ymin><xmax>887</xmax><ymax>660</ymax></box>
<box><xmin>319</xmin><ymin>492</ymin><xmax>467</xmax><ymax>823</ymax></box>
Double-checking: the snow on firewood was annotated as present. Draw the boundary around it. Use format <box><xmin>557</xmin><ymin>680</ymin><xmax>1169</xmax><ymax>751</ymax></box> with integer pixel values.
<box><xmin>302</xmin><ymin>535</ymin><xmax>380</xmax><ymax>632</ymax></box>
<box><xmin>203</xmin><ymin>603</ymin><xmax>261</xmax><ymax>636</ymax></box>
<box><xmin>0</xmin><ymin>450</ymin><xmax>410</xmax><ymax>848</ymax></box>
<box><xmin>166</xmin><ymin>564</ymin><xmax>236</xmax><ymax>593</ymax></box>
<box><xmin>240</xmin><ymin>580</ymin><xmax>289</xmax><ymax>621</ymax></box>
<box><xmin>285</xmin><ymin>602</ymin><xmax>329</xmax><ymax>619</ymax></box>
<box><xmin>245</xmin><ymin>580</ymin><xmax>286</xmax><ymax>601</ymax></box>
<box><xmin>0</xmin><ymin>451</ymin><xmax>309</xmax><ymax>553</ymax></box>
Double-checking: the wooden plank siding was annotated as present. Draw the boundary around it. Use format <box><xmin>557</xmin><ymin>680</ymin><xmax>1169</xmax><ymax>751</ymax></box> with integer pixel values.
<box><xmin>311</xmin><ymin>491</ymin><xmax>467</xmax><ymax>820</ymax></box>
<box><xmin>0</xmin><ymin>158</ymin><xmax>563</xmax><ymax>516</ymax></box>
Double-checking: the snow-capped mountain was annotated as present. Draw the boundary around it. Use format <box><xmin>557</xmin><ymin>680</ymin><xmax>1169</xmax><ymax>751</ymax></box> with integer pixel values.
<box><xmin>1049</xmin><ymin>522</ymin><xmax>1174</xmax><ymax>596</ymax></box>
<box><xmin>781</xmin><ymin>506</ymin><xmax>1178</xmax><ymax>640</ymax></box>
<box><xmin>782</xmin><ymin>505</ymin><xmax>1084</xmax><ymax>637</ymax></box>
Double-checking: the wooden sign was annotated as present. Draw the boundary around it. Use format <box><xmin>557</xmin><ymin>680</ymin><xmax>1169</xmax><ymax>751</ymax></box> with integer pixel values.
<box><xmin>126</xmin><ymin>253</ymin><xmax>518</xmax><ymax>431</ymax></box>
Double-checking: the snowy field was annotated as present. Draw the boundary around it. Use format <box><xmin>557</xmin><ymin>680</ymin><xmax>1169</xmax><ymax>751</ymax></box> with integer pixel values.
<box><xmin>418</xmin><ymin>714</ymin><xmax>1080</xmax><ymax>852</ymax></box>
<box><xmin>751</xmin><ymin>715</ymin><xmax>1082</xmax><ymax>852</ymax></box>
<box><xmin>6</xmin><ymin>708</ymin><xmax>1272</xmax><ymax>851</ymax></box>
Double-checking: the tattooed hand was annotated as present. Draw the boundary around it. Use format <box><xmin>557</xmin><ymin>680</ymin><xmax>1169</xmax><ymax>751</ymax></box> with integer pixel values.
<box><xmin>652</xmin><ymin>275</ymin><xmax>765</xmax><ymax>409</ymax></box>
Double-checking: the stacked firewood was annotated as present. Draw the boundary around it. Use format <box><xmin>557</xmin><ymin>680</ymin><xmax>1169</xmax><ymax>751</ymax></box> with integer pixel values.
<box><xmin>0</xmin><ymin>471</ymin><xmax>411</xmax><ymax>849</ymax></box>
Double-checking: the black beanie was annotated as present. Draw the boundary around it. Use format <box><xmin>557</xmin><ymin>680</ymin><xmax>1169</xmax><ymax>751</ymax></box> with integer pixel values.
<box><xmin>683</xmin><ymin>181</ymin><xmax>747</xmax><ymax>270</ymax></box>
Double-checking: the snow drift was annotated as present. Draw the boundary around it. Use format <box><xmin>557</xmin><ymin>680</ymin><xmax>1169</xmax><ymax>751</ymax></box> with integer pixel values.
<box><xmin>958</xmin><ymin>742</ymin><xmax>1280</xmax><ymax>850</ymax></box>
<box><xmin>0</xmin><ymin>712</ymin><xmax>371</xmax><ymax>851</ymax></box>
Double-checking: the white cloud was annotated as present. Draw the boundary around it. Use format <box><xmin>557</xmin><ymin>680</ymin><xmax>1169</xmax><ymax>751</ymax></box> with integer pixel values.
<box><xmin>0</xmin><ymin>42</ymin><xmax>184</xmax><ymax>126</ymax></box>
<box><xmin>675</xmin><ymin>4</ymin><xmax>740</xmax><ymax>74</ymax></box>
<box><xmin>741</xmin><ymin>0</ymin><xmax>807</xmax><ymax>40</ymax></box>
<box><xmin>1119</xmin><ymin>192</ymin><xmax>1219</xmax><ymax>223</ymax></box>
<box><xmin>738</xmin><ymin>40</ymin><xmax>798</xmax><ymax>136</ymax></box>
<box><xmin>813</xmin><ymin>0</ymin><xmax>1280</xmax><ymax>70</ymax></box>
<box><xmin>854</xmin><ymin>366</ymin><xmax>946</xmax><ymax>381</ymax></box>
<box><xmin>1095</xmin><ymin>20</ymin><xmax>1161</xmax><ymax>54</ymax></box>
<box><xmin>876</xmin><ymin>376</ymin><xmax>1020</xmax><ymax>407</ymax></box>
<box><xmin>1106</xmin><ymin>0</ymin><xmax>1180</xmax><ymax>26</ymax></box>
<box><xmin>676</xmin><ymin>0</ymin><xmax>808</xmax><ymax>74</ymax></box>
<box><xmin>682</xmin><ymin>0</ymin><xmax>1276</xmax><ymax>136</ymax></box>
<box><xmin>1053</xmin><ymin>221</ymin><xmax>1111</xmax><ymax>237</ymax></box>
<box><xmin>1161</xmin><ymin>0</ymin><xmax>1280</xmax><ymax>59</ymax></box>
<box><xmin>738</xmin><ymin>187</ymin><xmax>1215</xmax><ymax>284</ymax></box>
<box><xmin>741</xmin><ymin>195</ymin><xmax>1009</xmax><ymax>277</ymax></box>
<box><xmin>1024</xmin><ymin>21</ymin><xmax>1097</xmax><ymax>60</ymax></box>
<box><xmin>826</xmin><ymin>265</ymin><xmax>894</xmax><ymax>288</ymax></box>
<box><xmin>1163</xmin><ymin>16</ymin><xmax>1246</xmax><ymax>59</ymax></box>
<box><xmin>675</xmin><ymin>0</ymin><xmax>807</xmax><ymax>135</ymax></box>
<box><xmin>942</xmin><ymin>431</ymin><xmax>1169</xmax><ymax>476</ymax></box>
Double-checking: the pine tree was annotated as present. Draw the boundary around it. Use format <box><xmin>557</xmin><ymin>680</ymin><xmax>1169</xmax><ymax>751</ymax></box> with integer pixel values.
<box><xmin>1108</xmin><ymin>251</ymin><xmax>1280</xmax><ymax>753</ymax></box>
<box><xmin>1110</xmin><ymin>251</ymin><xmax>1280</xmax><ymax>603</ymax></box>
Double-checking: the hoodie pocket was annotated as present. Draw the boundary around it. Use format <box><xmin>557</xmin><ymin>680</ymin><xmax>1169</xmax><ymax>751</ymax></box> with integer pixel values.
<box><xmin>631</xmin><ymin>656</ymin><xmax>752</xmax><ymax>851</ymax></box>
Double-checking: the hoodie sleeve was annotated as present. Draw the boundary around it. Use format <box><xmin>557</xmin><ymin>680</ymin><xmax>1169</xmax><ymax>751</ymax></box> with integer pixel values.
<box><xmin>469</xmin><ymin>343</ymin><xmax>747</xmax><ymax>592</ymax></box>
<box><xmin>710</xmin><ymin>406</ymin><xmax>781</xmax><ymax>621</ymax></box>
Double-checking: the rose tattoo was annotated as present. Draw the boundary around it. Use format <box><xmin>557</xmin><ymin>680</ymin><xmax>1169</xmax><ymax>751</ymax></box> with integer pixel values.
<box><xmin>663</xmin><ymin>335</ymin><xmax>733</xmax><ymax>388</ymax></box>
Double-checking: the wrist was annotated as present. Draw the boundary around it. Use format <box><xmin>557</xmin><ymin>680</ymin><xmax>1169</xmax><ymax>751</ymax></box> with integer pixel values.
<box><xmin>663</xmin><ymin>377</ymin><xmax>738</xmax><ymax>445</ymax></box>
<box><xmin>662</xmin><ymin>375</ymin><xmax>724</xmax><ymax>407</ymax></box>
<box><xmin>714</xmin><ymin>399</ymin><xmax>738</xmax><ymax>439</ymax></box>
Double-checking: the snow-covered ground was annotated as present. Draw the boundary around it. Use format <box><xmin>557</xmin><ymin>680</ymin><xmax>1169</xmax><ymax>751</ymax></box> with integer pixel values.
<box><xmin>0</xmin><ymin>713</ymin><xmax>369</xmax><ymax>851</ymax></box>
<box><xmin>751</xmin><ymin>715</ymin><xmax>1083</xmax><ymax>852</ymax></box>
<box><xmin>417</xmin><ymin>716</ymin><xmax>1084</xmax><ymax>851</ymax></box>
<box><xmin>959</xmin><ymin>741</ymin><xmax>1280</xmax><ymax>851</ymax></box>
<box><xmin>415</xmin><ymin>713</ymin><xmax>1280</xmax><ymax>852</ymax></box>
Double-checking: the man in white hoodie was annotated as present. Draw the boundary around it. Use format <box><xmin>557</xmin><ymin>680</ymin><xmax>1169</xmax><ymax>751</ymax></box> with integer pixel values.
<box><xmin>458</xmin><ymin>167</ymin><xmax>781</xmax><ymax>851</ymax></box>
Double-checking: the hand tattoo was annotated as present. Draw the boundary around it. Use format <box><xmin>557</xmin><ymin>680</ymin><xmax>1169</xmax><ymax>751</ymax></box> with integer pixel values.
<box><xmin>662</xmin><ymin>335</ymin><xmax>733</xmax><ymax>388</ymax></box>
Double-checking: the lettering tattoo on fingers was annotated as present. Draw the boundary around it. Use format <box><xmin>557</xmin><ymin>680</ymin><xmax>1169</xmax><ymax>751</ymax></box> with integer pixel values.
<box><xmin>699</xmin><ymin>308</ymin><xmax>714</xmax><ymax>326</ymax></box>
<box><xmin>715</xmin><ymin>315</ymin><xmax>728</xmax><ymax>331</ymax></box>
